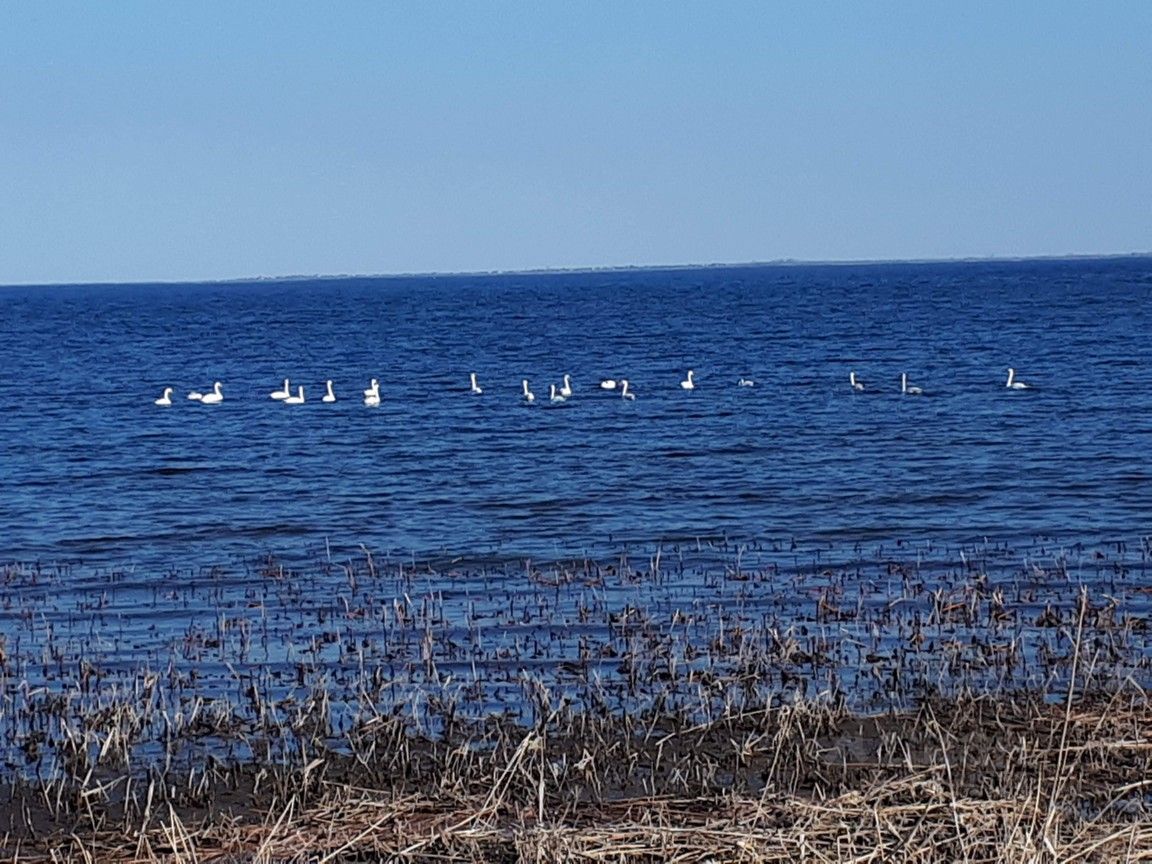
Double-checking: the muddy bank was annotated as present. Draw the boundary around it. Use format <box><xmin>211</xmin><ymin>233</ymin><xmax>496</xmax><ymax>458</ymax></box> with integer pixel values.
<box><xmin>2</xmin><ymin>685</ymin><xmax>1150</xmax><ymax>862</ymax></box>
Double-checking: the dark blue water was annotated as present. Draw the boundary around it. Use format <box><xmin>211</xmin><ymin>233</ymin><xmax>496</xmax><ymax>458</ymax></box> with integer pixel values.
<box><xmin>3</xmin><ymin>258</ymin><xmax>1152</xmax><ymax>776</ymax></box>
<box><xmin>2</xmin><ymin>257</ymin><xmax>1151</xmax><ymax>569</ymax></box>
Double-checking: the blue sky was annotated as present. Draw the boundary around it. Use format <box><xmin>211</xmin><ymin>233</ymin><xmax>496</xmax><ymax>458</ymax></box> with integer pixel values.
<box><xmin>1</xmin><ymin>2</ymin><xmax>1149</xmax><ymax>284</ymax></box>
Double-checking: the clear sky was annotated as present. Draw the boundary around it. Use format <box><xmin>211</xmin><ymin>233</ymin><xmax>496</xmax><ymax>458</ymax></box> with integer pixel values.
<box><xmin>1</xmin><ymin>1</ymin><xmax>1149</xmax><ymax>284</ymax></box>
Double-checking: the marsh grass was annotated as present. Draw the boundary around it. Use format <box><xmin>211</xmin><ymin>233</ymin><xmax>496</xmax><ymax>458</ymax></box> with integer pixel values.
<box><xmin>1</xmin><ymin>541</ymin><xmax>1151</xmax><ymax>861</ymax></box>
<box><xmin>11</xmin><ymin>687</ymin><xmax>1152</xmax><ymax>862</ymax></box>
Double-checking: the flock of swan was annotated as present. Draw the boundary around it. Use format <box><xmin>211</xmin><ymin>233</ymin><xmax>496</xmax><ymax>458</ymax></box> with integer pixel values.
<box><xmin>155</xmin><ymin>368</ymin><xmax>1033</xmax><ymax>406</ymax></box>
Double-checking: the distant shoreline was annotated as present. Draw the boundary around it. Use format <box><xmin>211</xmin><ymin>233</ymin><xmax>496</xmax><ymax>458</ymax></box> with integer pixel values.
<box><xmin>3</xmin><ymin>250</ymin><xmax>1150</xmax><ymax>290</ymax></box>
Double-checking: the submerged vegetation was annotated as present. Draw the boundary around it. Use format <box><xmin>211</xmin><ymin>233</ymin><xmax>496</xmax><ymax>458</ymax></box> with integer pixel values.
<box><xmin>2</xmin><ymin>537</ymin><xmax>1151</xmax><ymax>861</ymax></box>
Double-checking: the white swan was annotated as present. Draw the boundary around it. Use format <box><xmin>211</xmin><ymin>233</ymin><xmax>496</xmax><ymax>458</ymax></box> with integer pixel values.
<box><xmin>550</xmin><ymin>383</ymin><xmax>566</xmax><ymax>403</ymax></box>
<box><xmin>155</xmin><ymin>387</ymin><xmax>173</xmax><ymax>406</ymax></box>
<box><xmin>270</xmin><ymin>379</ymin><xmax>290</xmax><ymax>400</ymax></box>
<box><xmin>737</xmin><ymin>378</ymin><xmax>755</xmax><ymax>387</ymax></box>
<box><xmin>285</xmin><ymin>386</ymin><xmax>305</xmax><ymax>405</ymax></box>
<box><xmin>1006</xmin><ymin>368</ymin><xmax>1030</xmax><ymax>390</ymax></box>
<box><xmin>901</xmin><ymin>373</ymin><xmax>924</xmax><ymax>396</ymax></box>
<box><xmin>600</xmin><ymin>379</ymin><xmax>618</xmax><ymax>390</ymax></box>
<box><xmin>680</xmin><ymin>370</ymin><xmax>695</xmax><ymax>390</ymax></box>
<box><xmin>187</xmin><ymin>389</ymin><xmax>203</xmax><ymax>401</ymax></box>
<box><xmin>620</xmin><ymin>379</ymin><xmax>636</xmax><ymax>400</ymax></box>
<box><xmin>849</xmin><ymin>371</ymin><xmax>865</xmax><ymax>392</ymax></box>
<box><xmin>363</xmin><ymin>379</ymin><xmax>380</xmax><ymax>406</ymax></box>
<box><xmin>469</xmin><ymin>372</ymin><xmax>483</xmax><ymax>395</ymax></box>
<box><xmin>560</xmin><ymin>374</ymin><xmax>572</xmax><ymax>397</ymax></box>
<box><xmin>522</xmin><ymin>379</ymin><xmax>535</xmax><ymax>403</ymax></box>
<box><xmin>322</xmin><ymin>380</ymin><xmax>336</xmax><ymax>403</ymax></box>
<box><xmin>200</xmin><ymin>382</ymin><xmax>223</xmax><ymax>404</ymax></box>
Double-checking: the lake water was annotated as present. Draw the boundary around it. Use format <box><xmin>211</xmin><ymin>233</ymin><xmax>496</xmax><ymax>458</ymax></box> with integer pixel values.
<box><xmin>3</xmin><ymin>257</ymin><xmax>1152</xmax><ymax>772</ymax></box>
<box><xmin>2</xmin><ymin>257</ymin><xmax>1151</xmax><ymax>570</ymax></box>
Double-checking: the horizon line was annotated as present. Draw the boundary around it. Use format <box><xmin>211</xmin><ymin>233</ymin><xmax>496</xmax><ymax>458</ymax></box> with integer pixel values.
<box><xmin>3</xmin><ymin>250</ymin><xmax>1150</xmax><ymax>290</ymax></box>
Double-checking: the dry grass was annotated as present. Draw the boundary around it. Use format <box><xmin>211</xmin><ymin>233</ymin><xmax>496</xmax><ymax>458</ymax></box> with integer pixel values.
<box><xmin>59</xmin><ymin>784</ymin><xmax>1152</xmax><ymax>864</ymax></box>
<box><xmin>7</xmin><ymin>688</ymin><xmax>1152</xmax><ymax>863</ymax></box>
<box><xmin>3</xmin><ymin>545</ymin><xmax>1152</xmax><ymax>862</ymax></box>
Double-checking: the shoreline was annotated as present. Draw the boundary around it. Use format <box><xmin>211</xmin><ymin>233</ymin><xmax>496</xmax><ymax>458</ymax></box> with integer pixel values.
<box><xmin>2</xmin><ymin>685</ymin><xmax>1149</xmax><ymax>862</ymax></box>
<box><xmin>2</xmin><ymin>543</ymin><xmax>1151</xmax><ymax>859</ymax></box>
<box><xmin>4</xmin><ymin>250</ymin><xmax>1150</xmax><ymax>290</ymax></box>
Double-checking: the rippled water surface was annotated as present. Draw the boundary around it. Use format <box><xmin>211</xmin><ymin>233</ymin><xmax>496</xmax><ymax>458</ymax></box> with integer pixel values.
<box><xmin>2</xmin><ymin>257</ymin><xmax>1151</xmax><ymax>568</ymax></box>
<box><xmin>3</xmin><ymin>258</ymin><xmax>1152</xmax><ymax>775</ymax></box>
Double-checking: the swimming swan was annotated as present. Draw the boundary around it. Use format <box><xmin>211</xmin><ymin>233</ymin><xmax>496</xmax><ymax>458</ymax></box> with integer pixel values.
<box><xmin>322</xmin><ymin>380</ymin><xmax>336</xmax><ymax>403</ymax></box>
<box><xmin>620</xmin><ymin>379</ymin><xmax>636</xmax><ymax>401</ymax></box>
<box><xmin>738</xmin><ymin>378</ymin><xmax>755</xmax><ymax>387</ymax></box>
<box><xmin>600</xmin><ymin>379</ymin><xmax>618</xmax><ymax>390</ymax></box>
<box><xmin>155</xmin><ymin>387</ymin><xmax>173</xmax><ymax>406</ymax></box>
<box><xmin>550</xmin><ymin>383</ymin><xmax>566</xmax><ymax>403</ymax></box>
<box><xmin>901</xmin><ymin>373</ymin><xmax>924</xmax><ymax>396</ymax></box>
<box><xmin>187</xmin><ymin>389</ymin><xmax>204</xmax><ymax>401</ymax></box>
<box><xmin>681</xmin><ymin>370</ymin><xmax>695</xmax><ymax>390</ymax></box>
<box><xmin>363</xmin><ymin>379</ymin><xmax>380</xmax><ymax>406</ymax></box>
<box><xmin>469</xmin><ymin>372</ymin><xmax>483</xmax><ymax>395</ymax></box>
<box><xmin>200</xmin><ymin>382</ymin><xmax>223</xmax><ymax>404</ymax></box>
<box><xmin>270</xmin><ymin>379</ymin><xmax>290</xmax><ymax>400</ymax></box>
<box><xmin>560</xmin><ymin>374</ymin><xmax>572</xmax><ymax>397</ymax></box>
<box><xmin>849</xmin><ymin>371</ymin><xmax>865</xmax><ymax>392</ymax></box>
<box><xmin>522</xmin><ymin>379</ymin><xmax>535</xmax><ymax>403</ymax></box>
<box><xmin>285</xmin><ymin>386</ymin><xmax>305</xmax><ymax>405</ymax></box>
<box><xmin>1006</xmin><ymin>368</ymin><xmax>1031</xmax><ymax>390</ymax></box>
